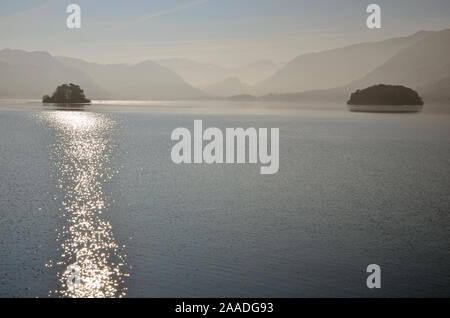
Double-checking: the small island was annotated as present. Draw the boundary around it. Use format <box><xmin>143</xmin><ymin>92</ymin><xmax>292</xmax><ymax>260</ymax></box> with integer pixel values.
<box><xmin>227</xmin><ymin>94</ymin><xmax>257</xmax><ymax>101</ymax></box>
<box><xmin>42</xmin><ymin>83</ymin><xmax>91</xmax><ymax>104</ymax></box>
<box><xmin>347</xmin><ymin>84</ymin><xmax>423</xmax><ymax>113</ymax></box>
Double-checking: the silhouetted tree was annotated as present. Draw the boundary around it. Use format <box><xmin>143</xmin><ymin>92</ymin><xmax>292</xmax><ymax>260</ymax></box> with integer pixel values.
<box><xmin>42</xmin><ymin>83</ymin><xmax>91</xmax><ymax>103</ymax></box>
<box><xmin>347</xmin><ymin>84</ymin><xmax>424</xmax><ymax>106</ymax></box>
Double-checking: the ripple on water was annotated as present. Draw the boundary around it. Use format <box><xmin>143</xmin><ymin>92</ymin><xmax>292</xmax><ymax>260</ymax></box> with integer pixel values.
<box><xmin>37</xmin><ymin>111</ymin><xmax>128</xmax><ymax>298</ymax></box>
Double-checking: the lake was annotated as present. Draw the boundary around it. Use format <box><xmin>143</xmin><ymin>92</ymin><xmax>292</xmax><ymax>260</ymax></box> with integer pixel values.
<box><xmin>0</xmin><ymin>99</ymin><xmax>449</xmax><ymax>297</ymax></box>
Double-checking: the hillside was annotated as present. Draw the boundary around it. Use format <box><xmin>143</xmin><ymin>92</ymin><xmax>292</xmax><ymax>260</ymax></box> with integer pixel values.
<box><xmin>57</xmin><ymin>56</ymin><xmax>205</xmax><ymax>100</ymax></box>
<box><xmin>0</xmin><ymin>49</ymin><xmax>108</xmax><ymax>99</ymax></box>
<box><xmin>421</xmin><ymin>75</ymin><xmax>450</xmax><ymax>100</ymax></box>
<box><xmin>254</xmin><ymin>31</ymin><xmax>432</xmax><ymax>95</ymax></box>
<box><xmin>259</xmin><ymin>29</ymin><xmax>450</xmax><ymax>103</ymax></box>
<box><xmin>346</xmin><ymin>29</ymin><xmax>450</xmax><ymax>93</ymax></box>
<box><xmin>203</xmin><ymin>77</ymin><xmax>251</xmax><ymax>97</ymax></box>
<box><xmin>156</xmin><ymin>58</ymin><xmax>283</xmax><ymax>88</ymax></box>
<box><xmin>155</xmin><ymin>58</ymin><xmax>230</xmax><ymax>88</ymax></box>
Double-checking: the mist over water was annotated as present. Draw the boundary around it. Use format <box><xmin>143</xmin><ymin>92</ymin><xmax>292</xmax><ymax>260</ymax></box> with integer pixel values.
<box><xmin>0</xmin><ymin>100</ymin><xmax>449</xmax><ymax>297</ymax></box>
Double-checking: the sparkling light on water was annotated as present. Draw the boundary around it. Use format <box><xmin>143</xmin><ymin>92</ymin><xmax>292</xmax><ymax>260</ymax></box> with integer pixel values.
<box><xmin>39</xmin><ymin>111</ymin><xmax>128</xmax><ymax>298</ymax></box>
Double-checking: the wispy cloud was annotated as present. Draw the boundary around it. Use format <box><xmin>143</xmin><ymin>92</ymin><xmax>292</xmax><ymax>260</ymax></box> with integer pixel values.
<box><xmin>100</xmin><ymin>0</ymin><xmax>210</xmax><ymax>32</ymax></box>
<box><xmin>135</xmin><ymin>0</ymin><xmax>209</xmax><ymax>23</ymax></box>
<box><xmin>0</xmin><ymin>0</ymin><xmax>54</xmax><ymax>25</ymax></box>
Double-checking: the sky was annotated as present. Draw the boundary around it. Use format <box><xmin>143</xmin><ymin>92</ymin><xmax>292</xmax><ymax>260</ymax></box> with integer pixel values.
<box><xmin>1</xmin><ymin>0</ymin><xmax>450</xmax><ymax>67</ymax></box>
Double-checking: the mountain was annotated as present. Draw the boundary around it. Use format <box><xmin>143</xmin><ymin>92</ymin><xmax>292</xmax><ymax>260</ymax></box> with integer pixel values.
<box><xmin>259</xmin><ymin>29</ymin><xmax>450</xmax><ymax>103</ymax></box>
<box><xmin>155</xmin><ymin>58</ymin><xmax>230</xmax><ymax>88</ymax></box>
<box><xmin>0</xmin><ymin>49</ymin><xmax>108</xmax><ymax>98</ymax></box>
<box><xmin>156</xmin><ymin>58</ymin><xmax>283</xmax><ymax>88</ymax></box>
<box><xmin>0</xmin><ymin>49</ymin><xmax>206</xmax><ymax>100</ymax></box>
<box><xmin>203</xmin><ymin>77</ymin><xmax>251</xmax><ymax>97</ymax></box>
<box><xmin>3</xmin><ymin>29</ymin><xmax>449</xmax><ymax>102</ymax></box>
<box><xmin>421</xmin><ymin>75</ymin><xmax>450</xmax><ymax>100</ymax></box>
<box><xmin>345</xmin><ymin>29</ymin><xmax>450</xmax><ymax>93</ymax></box>
<box><xmin>232</xmin><ymin>60</ymin><xmax>284</xmax><ymax>85</ymax></box>
<box><xmin>56</xmin><ymin>56</ymin><xmax>205</xmax><ymax>100</ymax></box>
<box><xmin>254</xmin><ymin>31</ymin><xmax>433</xmax><ymax>95</ymax></box>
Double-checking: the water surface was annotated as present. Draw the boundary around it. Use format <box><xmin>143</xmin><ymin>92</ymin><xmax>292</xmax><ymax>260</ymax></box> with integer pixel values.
<box><xmin>0</xmin><ymin>100</ymin><xmax>449</xmax><ymax>297</ymax></box>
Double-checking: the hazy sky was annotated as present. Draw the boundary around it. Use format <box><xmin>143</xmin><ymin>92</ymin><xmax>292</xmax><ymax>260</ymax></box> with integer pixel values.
<box><xmin>1</xmin><ymin>0</ymin><xmax>449</xmax><ymax>66</ymax></box>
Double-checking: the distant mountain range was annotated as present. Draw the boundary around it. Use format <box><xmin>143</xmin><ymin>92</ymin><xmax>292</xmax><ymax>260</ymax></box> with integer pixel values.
<box><xmin>0</xmin><ymin>49</ymin><xmax>204</xmax><ymax>100</ymax></box>
<box><xmin>261</xmin><ymin>29</ymin><xmax>450</xmax><ymax>102</ymax></box>
<box><xmin>0</xmin><ymin>29</ymin><xmax>449</xmax><ymax>101</ymax></box>
<box><xmin>0</xmin><ymin>49</ymin><xmax>108</xmax><ymax>99</ymax></box>
<box><xmin>421</xmin><ymin>75</ymin><xmax>450</xmax><ymax>100</ymax></box>
<box><xmin>346</xmin><ymin>29</ymin><xmax>450</xmax><ymax>97</ymax></box>
<box><xmin>254</xmin><ymin>31</ymin><xmax>433</xmax><ymax>95</ymax></box>
<box><xmin>203</xmin><ymin>77</ymin><xmax>252</xmax><ymax>97</ymax></box>
<box><xmin>55</xmin><ymin>56</ymin><xmax>204</xmax><ymax>100</ymax></box>
<box><xmin>155</xmin><ymin>58</ymin><xmax>283</xmax><ymax>88</ymax></box>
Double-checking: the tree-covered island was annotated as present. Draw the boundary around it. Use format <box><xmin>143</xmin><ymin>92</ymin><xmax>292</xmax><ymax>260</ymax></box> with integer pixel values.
<box><xmin>347</xmin><ymin>84</ymin><xmax>424</xmax><ymax>106</ymax></box>
<box><xmin>42</xmin><ymin>83</ymin><xmax>91</xmax><ymax>104</ymax></box>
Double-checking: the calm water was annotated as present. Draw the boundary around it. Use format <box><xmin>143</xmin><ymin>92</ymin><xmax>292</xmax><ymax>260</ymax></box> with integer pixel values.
<box><xmin>0</xmin><ymin>100</ymin><xmax>449</xmax><ymax>297</ymax></box>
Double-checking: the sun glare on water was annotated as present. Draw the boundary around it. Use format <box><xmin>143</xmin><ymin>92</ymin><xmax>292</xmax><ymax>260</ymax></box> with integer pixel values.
<box><xmin>38</xmin><ymin>111</ymin><xmax>128</xmax><ymax>298</ymax></box>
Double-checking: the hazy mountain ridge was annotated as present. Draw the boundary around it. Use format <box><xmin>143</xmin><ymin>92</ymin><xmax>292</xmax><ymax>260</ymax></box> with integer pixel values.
<box><xmin>1</xmin><ymin>29</ymin><xmax>449</xmax><ymax>102</ymax></box>
<box><xmin>155</xmin><ymin>58</ymin><xmax>230</xmax><ymax>88</ymax></box>
<box><xmin>259</xmin><ymin>29</ymin><xmax>450</xmax><ymax>102</ymax></box>
<box><xmin>0</xmin><ymin>49</ymin><xmax>205</xmax><ymax>100</ymax></box>
<box><xmin>421</xmin><ymin>74</ymin><xmax>450</xmax><ymax>100</ymax></box>
<box><xmin>346</xmin><ymin>29</ymin><xmax>450</xmax><ymax>94</ymax></box>
<box><xmin>0</xmin><ymin>49</ymin><xmax>108</xmax><ymax>98</ymax></box>
<box><xmin>156</xmin><ymin>58</ymin><xmax>283</xmax><ymax>88</ymax></box>
<box><xmin>254</xmin><ymin>31</ymin><xmax>434</xmax><ymax>95</ymax></box>
<box><xmin>203</xmin><ymin>76</ymin><xmax>252</xmax><ymax>97</ymax></box>
<box><xmin>56</xmin><ymin>56</ymin><xmax>205</xmax><ymax>100</ymax></box>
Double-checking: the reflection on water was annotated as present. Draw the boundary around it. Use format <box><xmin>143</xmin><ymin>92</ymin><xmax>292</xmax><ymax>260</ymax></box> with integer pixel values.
<box><xmin>38</xmin><ymin>111</ymin><xmax>128</xmax><ymax>298</ymax></box>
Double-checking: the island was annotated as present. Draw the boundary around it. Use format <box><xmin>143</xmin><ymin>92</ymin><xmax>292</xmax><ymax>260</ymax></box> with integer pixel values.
<box><xmin>226</xmin><ymin>94</ymin><xmax>257</xmax><ymax>101</ymax></box>
<box><xmin>42</xmin><ymin>83</ymin><xmax>91</xmax><ymax>104</ymax></box>
<box><xmin>347</xmin><ymin>84</ymin><xmax>423</xmax><ymax>113</ymax></box>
